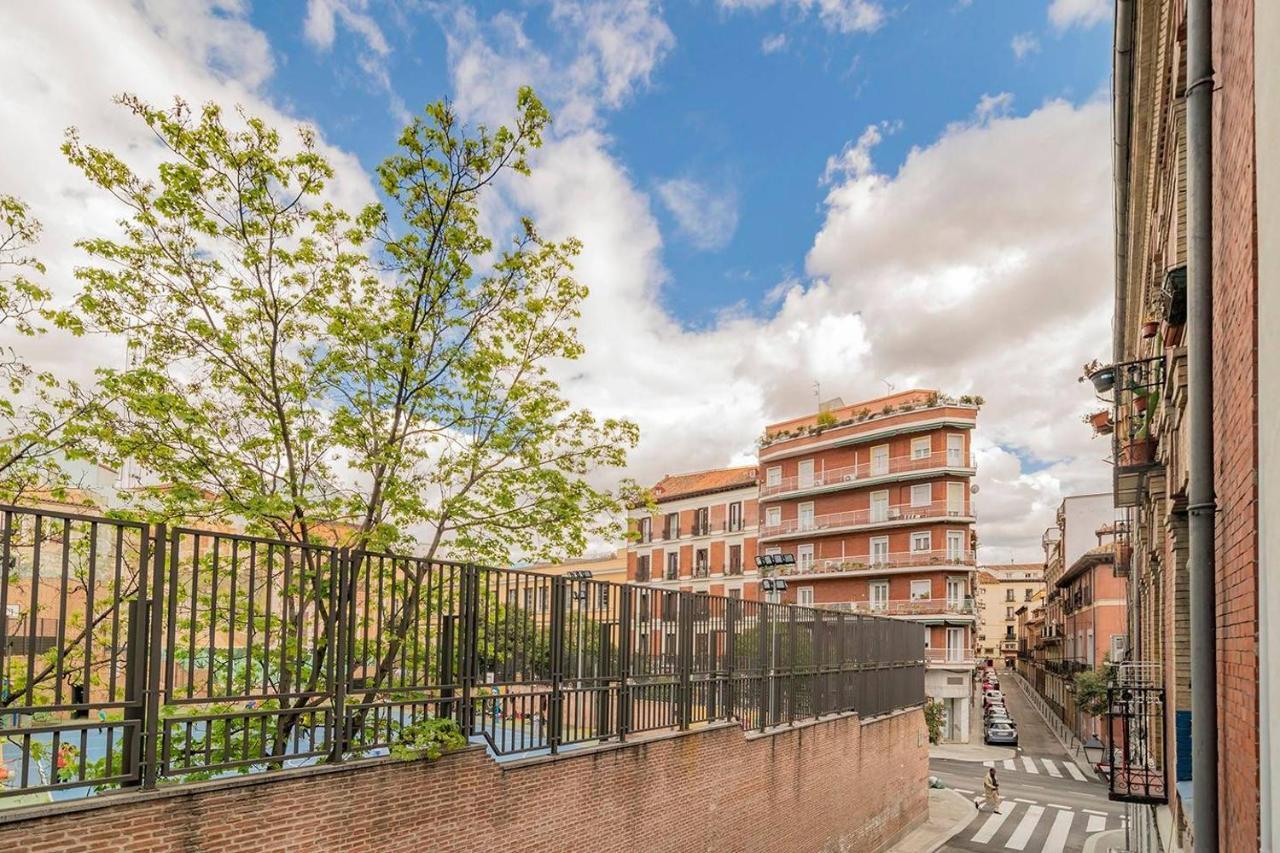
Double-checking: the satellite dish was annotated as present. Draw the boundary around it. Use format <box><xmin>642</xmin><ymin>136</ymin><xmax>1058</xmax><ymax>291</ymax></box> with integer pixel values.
<box><xmin>970</xmin><ymin>484</ymin><xmax>980</xmax><ymax>495</ymax></box>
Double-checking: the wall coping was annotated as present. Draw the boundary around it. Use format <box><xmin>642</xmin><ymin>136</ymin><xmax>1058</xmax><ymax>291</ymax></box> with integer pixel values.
<box><xmin>0</xmin><ymin>705</ymin><xmax>924</xmax><ymax>827</ymax></box>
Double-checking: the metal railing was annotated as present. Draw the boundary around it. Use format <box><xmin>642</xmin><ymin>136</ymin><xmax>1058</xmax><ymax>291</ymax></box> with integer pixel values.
<box><xmin>760</xmin><ymin>502</ymin><xmax>973</xmax><ymax>540</ymax></box>
<box><xmin>0</xmin><ymin>503</ymin><xmax>925</xmax><ymax>801</ymax></box>
<box><xmin>760</xmin><ymin>450</ymin><xmax>973</xmax><ymax>498</ymax></box>
<box><xmin>771</xmin><ymin>550</ymin><xmax>975</xmax><ymax>576</ymax></box>
<box><xmin>924</xmin><ymin>647</ymin><xmax>976</xmax><ymax>666</ymax></box>
<box><xmin>834</xmin><ymin>598</ymin><xmax>975</xmax><ymax>617</ymax></box>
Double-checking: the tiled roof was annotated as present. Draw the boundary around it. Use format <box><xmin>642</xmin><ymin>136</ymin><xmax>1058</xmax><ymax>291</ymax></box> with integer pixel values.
<box><xmin>651</xmin><ymin>465</ymin><xmax>757</xmax><ymax>502</ymax></box>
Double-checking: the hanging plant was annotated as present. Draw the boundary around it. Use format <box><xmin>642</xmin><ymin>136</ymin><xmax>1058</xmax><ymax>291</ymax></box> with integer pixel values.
<box><xmin>1084</xmin><ymin>409</ymin><xmax>1113</xmax><ymax>435</ymax></box>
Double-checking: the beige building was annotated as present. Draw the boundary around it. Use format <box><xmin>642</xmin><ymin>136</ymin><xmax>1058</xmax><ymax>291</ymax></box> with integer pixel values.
<box><xmin>974</xmin><ymin>563</ymin><xmax>1043</xmax><ymax>668</ymax></box>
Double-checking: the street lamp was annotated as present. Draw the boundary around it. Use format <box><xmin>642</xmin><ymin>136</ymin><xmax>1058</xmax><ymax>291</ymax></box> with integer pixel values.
<box><xmin>759</xmin><ymin>576</ymin><xmax>789</xmax><ymax>602</ymax></box>
<box><xmin>1082</xmin><ymin>734</ymin><xmax>1106</xmax><ymax>768</ymax></box>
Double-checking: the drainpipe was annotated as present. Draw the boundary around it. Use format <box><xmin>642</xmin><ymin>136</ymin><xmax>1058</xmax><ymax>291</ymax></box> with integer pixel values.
<box><xmin>1112</xmin><ymin>0</ymin><xmax>1134</xmax><ymax>365</ymax></box>
<box><xmin>1186</xmin><ymin>0</ymin><xmax>1219</xmax><ymax>848</ymax></box>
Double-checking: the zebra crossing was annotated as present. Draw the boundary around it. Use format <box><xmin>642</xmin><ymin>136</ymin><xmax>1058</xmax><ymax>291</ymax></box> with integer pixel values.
<box><xmin>982</xmin><ymin>756</ymin><xmax>1090</xmax><ymax>781</ymax></box>
<box><xmin>951</xmin><ymin>798</ymin><xmax>1126</xmax><ymax>852</ymax></box>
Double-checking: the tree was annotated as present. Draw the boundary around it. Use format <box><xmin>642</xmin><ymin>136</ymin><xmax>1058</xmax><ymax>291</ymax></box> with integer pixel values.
<box><xmin>924</xmin><ymin>699</ymin><xmax>945</xmax><ymax>745</ymax></box>
<box><xmin>60</xmin><ymin>90</ymin><xmax>639</xmax><ymax>768</ymax></box>
<box><xmin>0</xmin><ymin>196</ymin><xmax>97</xmax><ymax>502</ymax></box>
<box><xmin>1073</xmin><ymin>664</ymin><xmax>1115</xmax><ymax>718</ymax></box>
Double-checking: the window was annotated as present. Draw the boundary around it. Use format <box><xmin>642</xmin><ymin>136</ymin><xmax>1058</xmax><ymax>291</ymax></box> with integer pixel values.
<box><xmin>910</xmin><ymin>579</ymin><xmax>932</xmax><ymax>600</ymax></box>
<box><xmin>694</xmin><ymin>548</ymin><xmax>709</xmax><ymax>577</ymax></box>
<box><xmin>1110</xmin><ymin>634</ymin><xmax>1128</xmax><ymax>661</ymax></box>
<box><xmin>1006</xmin><ymin>606</ymin><xmax>1014</xmax><ymax>619</ymax></box>
<box><xmin>765</xmin><ymin>506</ymin><xmax>782</xmax><ymax>527</ymax></box>
<box><xmin>538</xmin><ymin>587</ymin><xmax>549</xmax><ymax>612</ymax></box>
<box><xmin>870</xmin><ymin>536</ymin><xmax>890</xmax><ymax>566</ymax></box>
<box><xmin>728</xmin><ymin>544</ymin><xmax>742</xmax><ymax>575</ymax></box>
<box><xmin>946</xmin><ymin>530</ymin><xmax>966</xmax><ymax>561</ymax></box>
<box><xmin>637</xmin><ymin>516</ymin><xmax>652</xmax><ymax>543</ymax></box>
<box><xmin>798</xmin><ymin>458</ymin><xmax>815</xmax><ymax>488</ymax></box>
<box><xmin>1006</xmin><ymin>589</ymin><xmax>1015</xmax><ymax>602</ymax></box>
<box><xmin>910</xmin><ymin>531</ymin><xmax>931</xmax><ymax>552</ymax></box>
<box><xmin>1025</xmin><ymin>589</ymin><xmax>1033</xmax><ymax>601</ymax></box>
<box><xmin>728</xmin><ymin>501</ymin><xmax>742</xmax><ymax>532</ymax></box>
<box><xmin>798</xmin><ymin>501</ymin><xmax>815</xmax><ymax>530</ymax></box>
<box><xmin>871</xmin><ymin>445</ymin><xmax>889</xmax><ymax>476</ymax></box>
<box><xmin>766</xmin><ymin>466</ymin><xmax>781</xmax><ymax>487</ymax></box>
<box><xmin>1005</xmin><ymin>626</ymin><xmax>1015</xmax><ymax>639</ymax></box>
<box><xmin>869</xmin><ymin>581</ymin><xmax>889</xmax><ymax>610</ymax></box>
<box><xmin>665</xmin><ymin>512</ymin><xmax>679</xmax><ymax>539</ymax></box>
<box><xmin>728</xmin><ymin>587</ymin><xmax>742</xmax><ymax>600</ymax></box>
<box><xmin>666</xmin><ymin>552</ymin><xmax>679</xmax><ymax>580</ymax></box>
<box><xmin>797</xmin><ymin>543</ymin><xmax>814</xmax><ymax>573</ymax></box>
<box><xmin>598</xmin><ymin>585</ymin><xmax>610</xmax><ymax>608</ymax></box>
<box><xmin>947</xmin><ymin>482</ymin><xmax>965</xmax><ymax>515</ymax></box>
<box><xmin>946</xmin><ymin>433</ymin><xmax>964</xmax><ymax>466</ymax></box>
<box><xmin>635</xmin><ymin>555</ymin><xmax>650</xmax><ymax>582</ymax></box>
<box><xmin>911</xmin><ymin>436</ymin><xmax>931</xmax><ymax>460</ymax></box>
<box><xmin>910</xmin><ymin>483</ymin><xmax>932</xmax><ymax>507</ymax></box>
<box><xmin>871</xmin><ymin>490</ymin><xmax>890</xmax><ymax>522</ymax></box>
<box><xmin>797</xmin><ymin>586</ymin><xmax>815</xmax><ymax>606</ymax></box>
<box><xmin>695</xmin><ymin>507</ymin><xmax>710</xmax><ymax>536</ymax></box>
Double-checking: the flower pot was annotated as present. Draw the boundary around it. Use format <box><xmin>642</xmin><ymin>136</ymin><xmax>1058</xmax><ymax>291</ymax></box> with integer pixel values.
<box><xmin>1141</xmin><ymin>321</ymin><xmax>1159</xmax><ymax>339</ymax></box>
<box><xmin>1088</xmin><ymin>368</ymin><xmax>1116</xmax><ymax>394</ymax></box>
<box><xmin>1088</xmin><ymin>410</ymin><xmax>1113</xmax><ymax>434</ymax></box>
<box><xmin>1120</xmin><ymin>437</ymin><xmax>1156</xmax><ymax>467</ymax></box>
<box><xmin>1134</xmin><ymin>396</ymin><xmax>1147</xmax><ymax>413</ymax></box>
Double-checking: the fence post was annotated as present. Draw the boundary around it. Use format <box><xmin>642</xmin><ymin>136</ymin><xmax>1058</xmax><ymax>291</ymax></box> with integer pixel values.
<box><xmin>120</xmin><ymin>595</ymin><xmax>147</xmax><ymax>788</ymax></box>
<box><xmin>548</xmin><ymin>576</ymin><xmax>566</xmax><ymax>753</ymax></box>
<box><xmin>676</xmin><ymin>592</ymin><xmax>692</xmax><ymax>731</ymax></box>
<box><xmin>617</xmin><ymin>586</ymin><xmax>632</xmax><ymax>742</ymax></box>
<box><xmin>142</xmin><ymin>524</ymin><xmax>167</xmax><ymax>789</ymax></box>
<box><xmin>459</xmin><ymin>564</ymin><xmax>480</xmax><ymax>737</ymax></box>
<box><xmin>758</xmin><ymin>603</ymin><xmax>770</xmax><ymax>731</ymax></box>
<box><xmin>786</xmin><ymin>605</ymin><xmax>797</xmax><ymax>724</ymax></box>
<box><xmin>330</xmin><ymin>548</ymin><xmax>349</xmax><ymax>762</ymax></box>
<box><xmin>724</xmin><ymin>598</ymin><xmax>738</xmax><ymax>721</ymax></box>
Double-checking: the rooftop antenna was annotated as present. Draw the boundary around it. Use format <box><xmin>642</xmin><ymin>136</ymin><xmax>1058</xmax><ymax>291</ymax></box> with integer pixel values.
<box><xmin>812</xmin><ymin>380</ymin><xmax>821</xmax><ymax>403</ymax></box>
<box><xmin>881</xmin><ymin>378</ymin><xmax>895</xmax><ymax>395</ymax></box>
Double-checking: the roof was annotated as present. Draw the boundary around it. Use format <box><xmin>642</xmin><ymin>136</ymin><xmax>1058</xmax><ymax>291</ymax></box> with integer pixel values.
<box><xmin>1056</xmin><ymin>543</ymin><xmax>1117</xmax><ymax>588</ymax></box>
<box><xmin>650</xmin><ymin>465</ymin><xmax>758</xmax><ymax>502</ymax></box>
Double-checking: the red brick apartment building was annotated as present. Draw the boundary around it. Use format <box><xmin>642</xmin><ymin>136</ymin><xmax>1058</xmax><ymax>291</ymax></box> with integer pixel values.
<box><xmin>626</xmin><ymin>466</ymin><xmax>760</xmax><ymax>599</ymax></box>
<box><xmin>756</xmin><ymin>389</ymin><xmax>978</xmax><ymax>741</ymax></box>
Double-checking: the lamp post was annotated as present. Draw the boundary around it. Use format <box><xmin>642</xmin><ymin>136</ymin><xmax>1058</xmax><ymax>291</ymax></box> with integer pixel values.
<box><xmin>1082</xmin><ymin>733</ymin><xmax>1106</xmax><ymax>771</ymax></box>
<box><xmin>566</xmin><ymin>570</ymin><xmax>593</xmax><ymax>689</ymax></box>
<box><xmin>757</xmin><ymin>569</ymin><xmax>790</xmax><ymax>726</ymax></box>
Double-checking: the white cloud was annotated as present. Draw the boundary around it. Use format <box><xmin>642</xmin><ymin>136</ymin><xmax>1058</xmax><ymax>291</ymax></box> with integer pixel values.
<box><xmin>550</xmin><ymin>0</ymin><xmax>675</xmax><ymax>109</ymax></box>
<box><xmin>761</xmin><ymin>32</ymin><xmax>789</xmax><ymax>54</ymax></box>
<box><xmin>820</xmin><ymin>121</ymin><xmax>896</xmax><ymax>184</ymax></box>
<box><xmin>0</xmin><ymin>0</ymin><xmax>376</xmax><ymax>387</ymax></box>
<box><xmin>302</xmin><ymin>0</ymin><xmax>407</xmax><ymax>122</ymax></box>
<box><xmin>1048</xmin><ymin>0</ymin><xmax>1110</xmax><ymax>30</ymax></box>
<box><xmin>656</xmin><ymin>178</ymin><xmax>740</xmax><ymax>251</ymax></box>
<box><xmin>719</xmin><ymin>0</ymin><xmax>885</xmax><ymax>35</ymax></box>
<box><xmin>1011</xmin><ymin>32</ymin><xmax>1040</xmax><ymax>60</ymax></box>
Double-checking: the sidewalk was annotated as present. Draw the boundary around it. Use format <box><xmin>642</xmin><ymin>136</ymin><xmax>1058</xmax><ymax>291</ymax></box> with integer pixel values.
<box><xmin>886</xmin><ymin>788</ymin><xmax>974</xmax><ymax>853</ymax></box>
<box><xmin>1006</xmin><ymin>670</ymin><xmax>1099</xmax><ymax>780</ymax></box>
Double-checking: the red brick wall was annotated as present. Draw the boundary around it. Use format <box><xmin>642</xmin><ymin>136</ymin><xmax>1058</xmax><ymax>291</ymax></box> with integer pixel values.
<box><xmin>0</xmin><ymin>711</ymin><xmax>928</xmax><ymax>853</ymax></box>
<box><xmin>1212</xmin><ymin>0</ymin><xmax>1259</xmax><ymax>847</ymax></box>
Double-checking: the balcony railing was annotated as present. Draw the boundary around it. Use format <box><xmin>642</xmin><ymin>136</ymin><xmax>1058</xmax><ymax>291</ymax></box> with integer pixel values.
<box><xmin>761</xmin><ymin>449</ymin><xmax>973</xmax><ymax>498</ymax></box>
<box><xmin>645</xmin><ymin>519</ymin><xmax>754</xmax><ymax>544</ymax></box>
<box><xmin>771</xmin><ymin>549</ymin><xmax>976</xmax><ymax>576</ymax></box>
<box><xmin>760</xmin><ymin>501</ymin><xmax>973</xmax><ymax>540</ymax></box>
<box><xmin>925</xmin><ymin>647</ymin><xmax>976</xmax><ymax>666</ymax></box>
<box><xmin>836</xmin><ymin>597</ymin><xmax>975</xmax><ymax>617</ymax></box>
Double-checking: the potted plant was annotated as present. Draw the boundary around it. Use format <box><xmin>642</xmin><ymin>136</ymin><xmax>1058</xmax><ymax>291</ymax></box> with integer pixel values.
<box><xmin>1134</xmin><ymin>395</ymin><xmax>1147</xmax><ymax>414</ymax></box>
<box><xmin>1084</xmin><ymin>409</ymin><xmax>1113</xmax><ymax>435</ymax></box>
<box><xmin>1141</xmin><ymin>319</ymin><xmax>1159</xmax><ymax>339</ymax></box>
<box><xmin>1081</xmin><ymin>359</ymin><xmax>1116</xmax><ymax>394</ymax></box>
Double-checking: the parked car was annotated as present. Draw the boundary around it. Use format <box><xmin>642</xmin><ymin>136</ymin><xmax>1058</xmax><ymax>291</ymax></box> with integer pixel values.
<box><xmin>982</xmin><ymin>681</ymin><xmax>1000</xmax><ymax>693</ymax></box>
<box><xmin>985</xmin><ymin>721</ymin><xmax>1018</xmax><ymax>746</ymax></box>
<box><xmin>986</xmin><ymin>713</ymin><xmax>1015</xmax><ymax>728</ymax></box>
<box><xmin>983</xmin><ymin>704</ymin><xmax>1009</xmax><ymax>720</ymax></box>
<box><xmin>983</xmin><ymin>691</ymin><xmax>1004</xmax><ymax>707</ymax></box>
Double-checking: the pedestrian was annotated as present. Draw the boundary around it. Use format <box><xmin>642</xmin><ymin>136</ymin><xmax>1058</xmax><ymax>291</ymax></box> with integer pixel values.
<box><xmin>977</xmin><ymin>767</ymin><xmax>1002</xmax><ymax>814</ymax></box>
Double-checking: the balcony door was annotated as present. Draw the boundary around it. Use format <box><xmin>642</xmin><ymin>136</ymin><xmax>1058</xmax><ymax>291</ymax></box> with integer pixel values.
<box><xmin>871</xmin><ymin>445</ymin><xmax>889</xmax><ymax>476</ymax></box>
<box><xmin>946</xmin><ymin>627</ymin><xmax>966</xmax><ymax>662</ymax></box>
<box><xmin>870</xmin><ymin>536</ymin><xmax>889</xmax><ymax>567</ymax></box>
<box><xmin>946</xmin><ymin>530</ymin><xmax>966</xmax><ymax>562</ymax></box>
<box><xmin>947</xmin><ymin>482</ymin><xmax>965</xmax><ymax>515</ymax></box>
<box><xmin>947</xmin><ymin>434</ymin><xmax>964</xmax><ymax>467</ymax></box>
<box><xmin>869</xmin><ymin>580</ymin><xmax>889</xmax><ymax>611</ymax></box>
<box><xmin>798</xmin><ymin>458</ymin><xmax>814</xmax><ymax>489</ymax></box>
<box><xmin>798</xmin><ymin>501</ymin><xmax>815</xmax><ymax>531</ymax></box>
<box><xmin>945</xmin><ymin>577</ymin><xmax>966</xmax><ymax>609</ymax></box>
<box><xmin>870</xmin><ymin>490</ymin><xmax>889</xmax><ymax>523</ymax></box>
<box><xmin>796</xmin><ymin>544</ymin><xmax>814</xmax><ymax>573</ymax></box>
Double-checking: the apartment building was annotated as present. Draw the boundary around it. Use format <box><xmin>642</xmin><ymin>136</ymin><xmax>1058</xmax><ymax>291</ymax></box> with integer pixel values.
<box><xmin>626</xmin><ymin>466</ymin><xmax>759</xmax><ymax>599</ymax></box>
<box><xmin>753</xmin><ymin>389</ymin><xmax>979</xmax><ymax>741</ymax></box>
<box><xmin>1054</xmin><ymin>541</ymin><xmax>1127</xmax><ymax>742</ymax></box>
<box><xmin>974</xmin><ymin>564</ymin><xmax>1043</xmax><ymax>668</ymax></box>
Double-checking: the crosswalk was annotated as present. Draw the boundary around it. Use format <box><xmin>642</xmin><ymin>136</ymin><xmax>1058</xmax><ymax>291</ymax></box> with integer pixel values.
<box><xmin>955</xmin><ymin>800</ymin><xmax>1126</xmax><ymax>852</ymax></box>
<box><xmin>982</xmin><ymin>756</ymin><xmax>1089</xmax><ymax>781</ymax></box>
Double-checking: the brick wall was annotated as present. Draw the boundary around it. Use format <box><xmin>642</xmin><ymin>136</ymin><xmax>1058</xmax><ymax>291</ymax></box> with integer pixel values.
<box><xmin>1211</xmin><ymin>0</ymin><xmax>1259</xmax><ymax>848</ymax></box>
<box><xmin>0</xmin><ymin>710</ymin><xmax>928</xmax><ymax>853</ymax></box>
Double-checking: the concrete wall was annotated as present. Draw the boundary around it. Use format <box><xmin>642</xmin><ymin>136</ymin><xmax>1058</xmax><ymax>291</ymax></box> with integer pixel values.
<box><xmin>0</xmin><ymin>710</ymin><xmax>928</xmax><ymax>853</ymax></box>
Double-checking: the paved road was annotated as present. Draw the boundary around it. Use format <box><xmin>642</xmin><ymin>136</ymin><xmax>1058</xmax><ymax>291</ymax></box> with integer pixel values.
<box><xmin>931</xmin><ymin>670</ymin><xmax>1123</xmax><ymax>852</ymax></box>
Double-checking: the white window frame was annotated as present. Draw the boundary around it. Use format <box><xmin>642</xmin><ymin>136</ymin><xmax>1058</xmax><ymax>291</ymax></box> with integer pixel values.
<box><xmin>910</xmin><ymin>483</ymin><xmax>932</xmax><ymax>508</ymax></box>
<box><xmin>947</xmin><ymin>481</ymin><xmax>965</xmax><ymax>515</ymax></box>
<box><xmin>766</xmin><ymin>465</ymin><xmax>782</xmax><ymax>487</ymax></box>
<box><xmin>946</xmin><ymin>530</ymin><xmax>966</xmax><ymax>561</ymax></box>
<box><xmin>871</xmin><ymin>444</ymin><xmax>890</xmax><ymax>476</ymax></box>
<box><xmin>911</xmin><ymin>436</ymin><xmax>931</xmax><ymax>460</ymax></box>
<box><xmin>910</xmin><ymin>531</ymin><xmax>932</xmax><ymax>552</ymax></box>
<box><xmin>797</xmin><ymin>458</ymin><xmax>815</xmax><ymax>488</ymax></box>
<box><xmin>870</xmin><ymin>490</ymin><xmax>890</xmax><ymax>522</ymax></box>
<box><xmin>869</xmin><ymin>536</ymin><xmax>890</xmax><ymax>566</ymax></box>
<box><xmin>796</xmin><ymin>543</ymin><xmax>814</xmax><ymax>572</ymax></box>
<box><xmin>946</xmin><ymin>627</ymin><xmax>966</xmax><ymax>661</ymax></box>
<box><xmin>947</xmin><ymin>433</ymin><xmax>964</xmax><ymax>466</ymax></box>
<box><xmin>945</xmin><ymin>577</ymin><xmax>966</xmax><ymax>606</ymax></box>
<box><xmin>910</xmin><ymin>579</ymin><xmax>932</xmax><ymax>601</ymax></box>
<box><xmin>797</xmin><ymin>585</ymin><xmax>815</xmax><ymax>606</ymax></box>
<box><xmin>798</xmin><ymin>501</ymin><xmax>815</xmax><ymax>531</ymax></box>
<box><xmin>765</xmin><ymin>506</ymin><xmax>782</xmax><ymax>527</ymax></box>
<box><xmin>869</xmin><ymin>581</ymin><xmax>889</xmax><ymax>611</ymax></box>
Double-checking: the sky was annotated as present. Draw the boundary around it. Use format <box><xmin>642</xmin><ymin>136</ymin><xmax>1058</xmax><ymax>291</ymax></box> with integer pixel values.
<box><xmin>0</xmin><ymin>0</ymin><xmax>1118</xmax><ymax>563</ymax></box>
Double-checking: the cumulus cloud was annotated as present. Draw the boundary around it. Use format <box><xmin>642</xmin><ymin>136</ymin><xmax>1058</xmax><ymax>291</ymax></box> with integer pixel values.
<box><xmin>761</xmin><ymin>32</ymin><xmax>789</xmax><ymax>54</ymax></box>
<box><xmin>1011</xmin><ymin>32</ymin><xmax>1040</xmax><ymax>60</ymax></box>
<box><xmin>718</xmin><ymin>0</ymin><xmax>885</xmax><ymax>35</ymax></box>
<box><xmin>656</xmin><ymin>178</ymin><xmax>740</xmax><ymax>251</ymax></box>
<box><xmin>1048</xmin><ymin>0</ymin><xmax>1110</xmax><ymax>30</ymax></box>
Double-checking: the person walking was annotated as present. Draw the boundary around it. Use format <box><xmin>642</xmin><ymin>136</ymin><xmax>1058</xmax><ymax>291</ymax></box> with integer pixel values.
<box><xmin>977</xmin><ymin>767</ymin><xmax>1002</xmax><ymax>814</ymax></box>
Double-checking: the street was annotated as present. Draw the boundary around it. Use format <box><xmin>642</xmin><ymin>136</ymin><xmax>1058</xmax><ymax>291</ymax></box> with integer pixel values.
<box><xmin>930</xmin><ymin>671</ymin><xmax>1125</xmax><ymax>852</ymax></box>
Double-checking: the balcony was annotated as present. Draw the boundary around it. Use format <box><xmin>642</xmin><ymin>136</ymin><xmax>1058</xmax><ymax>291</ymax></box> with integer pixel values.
<box><xmin>759</xmin><ymin>501</ymin><xmax>974</xmax><ymax>542</ymax></box>
<box><xmin>1000</xmin><ymin>639</ymin><xmax>1018</xmax><ymax>652</ymax></box>
<box><xmin>784</xmin><ymin>549</ymin><xmax>976</xmax><ymax>577</ymax></box>
<box><xmin>925</xmin><ymin>647</ymin><xmax>976</xmax><ymax>668</ymax></box>
<box><xmin>760</xmin><ymin>449</ymin><xmax>974</xmax><ymax>500</ymax></box>
<box><xmin>647</xmin><ymin>519</ymin><xmax>753</xmax><ymax>545</ymax></box>
<box><xmin>836</xmin><ymin>597</ymin><xmax>975</xmax><ymax>618</ymax></box>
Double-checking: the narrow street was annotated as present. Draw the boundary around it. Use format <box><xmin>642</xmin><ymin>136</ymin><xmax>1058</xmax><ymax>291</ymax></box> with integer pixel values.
<box><xmin>930</xmin><ymin>672</ymin><xmax>1124</xmax><ymax>852</ymax></box>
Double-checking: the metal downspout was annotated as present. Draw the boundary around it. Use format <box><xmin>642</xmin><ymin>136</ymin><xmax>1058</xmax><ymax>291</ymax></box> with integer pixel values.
<box><xmin>1186</xmin><ymin>0</ymin><xmax>1219</xmax><ymax>847</ymax></box>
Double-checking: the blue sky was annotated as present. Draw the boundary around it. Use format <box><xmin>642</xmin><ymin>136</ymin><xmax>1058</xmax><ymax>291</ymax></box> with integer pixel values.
<box><xmin>247</xmin><ymin>0</ymin><xmax>1112</xmax><ymax>326</ymax></box>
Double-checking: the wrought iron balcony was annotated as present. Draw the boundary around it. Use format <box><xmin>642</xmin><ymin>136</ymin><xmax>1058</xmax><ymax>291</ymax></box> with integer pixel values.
<box><xmin>836</xmin><ymin>597</ymin><xmax>975</xmax><ymax>617</ymax></box>
<box><xmin>1106</xmin><ymin>679</ymin><xmax>1168</xmax><ymax>804</ymax></box>
<box><xmin>759</xmin><ymin>501</ymin><xmax>973</xmax><ymax>541</ymax></box>
<box><xmin>769</xmin><ymin>549</ymin><xmax>975</xmax><ymax>576</ymax></box>
<box><xmin>760</xmin><ymin>449</ymin><xmax>973</xmax><ymax>499</ymax></box>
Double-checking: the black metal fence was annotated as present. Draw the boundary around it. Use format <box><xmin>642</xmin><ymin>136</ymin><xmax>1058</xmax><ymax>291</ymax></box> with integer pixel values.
<box><xmin>0</xmin><ymin>503</ymin><xmax>924</xmax><ymax>800</ymax></box>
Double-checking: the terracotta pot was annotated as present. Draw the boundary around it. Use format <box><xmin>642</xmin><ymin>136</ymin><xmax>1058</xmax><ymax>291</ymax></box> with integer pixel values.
<box><xmin>1134</xmin><ymin>396</ymin><xmax>1147</xmax><ymax>413</ymax></box>
<box><xmin>1088</xmin><ymin>410</ymin><xmax>1113</xmax><ymax>434</ymax></box>
<box><xmin>1141</xmin><ymin>320</ymin><xmax>1159</xmax><ymax>339</ymax></box>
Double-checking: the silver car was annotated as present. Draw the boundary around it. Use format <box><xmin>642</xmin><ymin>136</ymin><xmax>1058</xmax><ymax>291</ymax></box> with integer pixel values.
<box><xmin>985</xmin><ymin>721</ymin><xmax>1018</xmax><ymax>746</ymax></box>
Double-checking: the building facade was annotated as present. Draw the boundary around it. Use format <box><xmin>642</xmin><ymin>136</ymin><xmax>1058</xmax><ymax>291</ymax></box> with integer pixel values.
<box><xmin>1055</xmin><ymin>542</ymin><xmax>1127</xmax><ymax>742</ymax></box>
<box><xmin>753</xmin><ymin>389</ymin><xmax>979</xmax><ymax>741</ymax></box>
<box><xmin>626</xmin><ymin>466</ymin><xmax>760</xmax><ymax>599</ymax></box>
<box><xmin>975</xmin><ymin>564</ymin><xmax>1043</xmax><ymax>668</ymax></box>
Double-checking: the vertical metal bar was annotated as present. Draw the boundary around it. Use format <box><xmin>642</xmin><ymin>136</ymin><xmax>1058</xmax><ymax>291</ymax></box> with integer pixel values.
<box><xmin>142</xmin><ymin>524</ymin><xmax>167</xmax><ymax>789</ymax></box>
<box><xmin>757</xmin><ymin>603</ymin><xmax>770</xmax><ymax>731</ymax></box>
<box><xmin>617</xmin><ymin>585</ymin><xmax>631</xmax><ymax>741</ymax></box>
<box><xmin>120</xmin><ymin>596</ymin><xmax>146</xmax><ymax>788</ymax></box>
<box><xmin>548</xmin><ymin>576</ymin><xmax>566</xmax><ymax>753</ymax></box>
<box><xmin>677</xmin><ymin>592</ymin><xmax>692</xmax><ymax>731</ymax></box>
<box><xmin>331</xmin><ymin>548</ymin><xmax>349</xmax><ymax>763</ymax></box>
